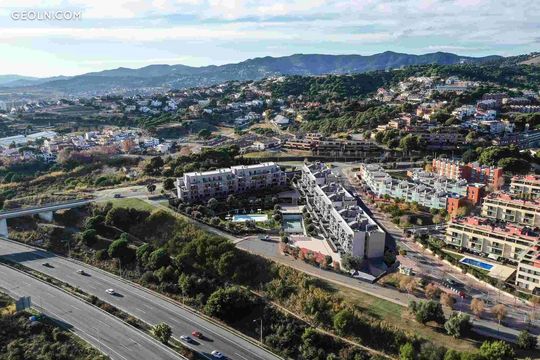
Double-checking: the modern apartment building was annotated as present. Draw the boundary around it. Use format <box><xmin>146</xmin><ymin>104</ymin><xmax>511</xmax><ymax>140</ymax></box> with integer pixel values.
<box><xmin>445</xmin><ymin>216</ymin><xmax>540</xmax><ymax>294</ymax></box>
<box><xmin>481</xmin><ymin>192</ymin><xmax>540</xmax><ymax>227</ymax></box>
<box><xmin>298</xmin><ymin>162</ymin><xmax>385</xmax><ymax>259</ymax></box>
<box><xmin>175</xmin><ymin>162</ymin><xmax>287</xmax><ymax>202</ymax></box>
<box><xmin>311</xmin><ymin>140</ymin><xmax>379</xmax><ymax>157</ymax></box>
<box><xmin>431</xmin><ymin>158</ymin><xmax>504</xmax><ymax>189</ymax></box>
<box><xmin>516</xmin><ymin>246</ymin><xmax>540</xmax><ymax>294</ymax></box>
<box><xmin>445</xmin><ymin>217</ymin><xmax>539</xmax><ymax>263</ymax></box>
<box><xmin>359</xmin><ymin>164</ymin><xmax>459</xmax><ymax>210</ymax></box>
<box><xmin>510</xmin><ymin>174</ymin><xmax>540</xmax><ymax>199</ymax></box>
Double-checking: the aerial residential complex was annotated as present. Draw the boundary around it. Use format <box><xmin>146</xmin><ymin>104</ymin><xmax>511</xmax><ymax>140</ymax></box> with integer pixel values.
<box><xmin>298</xmin><ymin>162</ymin><xmax>385</xmax><ymax>259</ymax></box>
<box><xmin>358</xmin><ymin>164</ymin><xmax>483</xmax><ymax>211</ymax></box>
<box><xmin>510</xmin><ymin>174</ymin><xmax>540</xmax><ymax>199</ymax></box>
<box><xmin>431</xmin><ymin>158</ymin><xmax>504</xmax><ymax>189</ymax></box>
<box><xmin>175</xmin><ymin>162</ymin><xmax>287</xmax><ymax>203</ymax></box>
<box><xmin>481</xmin><ymin>192</ymin><xmax>540</xmax><ymax>227</ymax></box>
<box><xmin>445</xmin><ymin>216</ymin><xmax>540</xmax><ymax>294</ymax></box>
<box><xmin>359</xmin><ymin>164</ymin><xmax>448</xmax><ymax>209</ymax></box>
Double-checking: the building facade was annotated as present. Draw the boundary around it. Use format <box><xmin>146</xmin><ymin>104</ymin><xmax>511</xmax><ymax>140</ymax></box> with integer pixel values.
<box><xmin>175</xmin><ymin>162</ymin><xmax>287</xmax><ymax>203</ymax></box>
<box><xmin>445</xmin><ymin>217</ymin><xmax>539</xmax><ymax>263</ymax></box>
<box><xmin>431</xmin><ymin>158</ymin><xmax>503</xmax><ymax>189</ymax></box>
<box><xmin>298</xmin><ymin>162</ymin><xmax>385</xmax><ymax>259</ymax></box>
<box><xmin>360</xmin><ymin>164</ymin><xmax>460</xmax><ymax>210</ymax></box>
<box><xmin>481</xmin><ymin>193</ymin><xmax>540</xmax><ymax>227</ymax></box>
<box><xmin>516</xmin><ymin>246</ymin><xmax>540</xmax><ymax>294</ymax></box>
<box><xmin>510</xmin><ymin>175</ymin><xmax>540</xmax><ymax>199</ymax></box>
<box><xmin>445</xmin><ymin>216</ymin><xmax>540</xmax><ymax>294</ymax></box>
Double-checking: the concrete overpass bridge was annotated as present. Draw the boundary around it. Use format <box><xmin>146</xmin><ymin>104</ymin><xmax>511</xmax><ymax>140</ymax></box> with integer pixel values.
<box><xmin>0</xmin><ymin>199</ymin><xmax>91</xmax><ymax>237</ymax></box>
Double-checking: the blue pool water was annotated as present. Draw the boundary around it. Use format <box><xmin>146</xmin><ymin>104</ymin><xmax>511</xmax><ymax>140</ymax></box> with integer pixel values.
<box><xmin>460</xmin><ymin>257</ymin><xmax>493</xmax><ymax>271</ymax></box>
<box><xmin>282</xmin><ymin>215</ymin><xmax>304</xmax><ymax>233</ymax></box>
<box><xmin>232</xmin><ymin>214</ymin><xmax>268</xmax><ymax>222</ymax></box>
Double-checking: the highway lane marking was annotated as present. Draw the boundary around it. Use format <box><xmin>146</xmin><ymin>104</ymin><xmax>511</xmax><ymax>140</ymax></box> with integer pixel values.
<box><xmin>0</xmin><ymin>242</ymin><xmax>277</xmax><ymax>360</ymax></box>
<box><xmin>45</xmin><ymin>308</ymin><xmax>130</xmax><ymax>360</ymax></box>
<box><xmin>235</xmin><ymin>353</ymin><xmax>249</xmax><ymax>360</ymax></box>
<box><xmin>134</xmin><ymin>307</ymin><xmax>146</xmax><ymax>314</ymax></box>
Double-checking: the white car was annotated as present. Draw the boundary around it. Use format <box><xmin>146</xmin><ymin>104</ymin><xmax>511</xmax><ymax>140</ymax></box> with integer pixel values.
<box><xmin>105</xmin><ymin>288</ymin><xmax>116</xmax><ymax>295</ymax></box>
<box><xmin>211</xmin><ymin>350</ymin><xmax>224</xmax><ymax>358</ymax></box>
<box><xmin>76</xmin><ymin>269</ymin><xmax>86</xmax><ymax>275</ymax></box>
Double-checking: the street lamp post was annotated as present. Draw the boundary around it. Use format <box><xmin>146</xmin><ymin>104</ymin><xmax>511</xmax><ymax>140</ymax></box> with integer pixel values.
<box><xmin>253</xmin><ymin>318</ymin><xmax>263</xmax><ymax>343</ymax></box>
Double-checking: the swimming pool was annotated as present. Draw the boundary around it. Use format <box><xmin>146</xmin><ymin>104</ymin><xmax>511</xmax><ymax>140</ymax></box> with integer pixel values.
<box><xmin>232</xmin><ymin>214</ymin><xmax>268</xmax><ymax>222</ymax></box>
<box><xmin>282</xmin><ymin>215</ymin><xmax>304</xmax><ymax>233</ymax></box>
<box><xmin>460</xmin><ymin>257</ymin><xmax>494</xmax><ymax>271</ymax></box>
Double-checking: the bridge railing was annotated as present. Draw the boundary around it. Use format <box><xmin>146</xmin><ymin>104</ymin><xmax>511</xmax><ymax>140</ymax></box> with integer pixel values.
<box><xmin>0</xmin><ymin>199</ymin><xmax>91</xmax><ymax>218</ymax></box>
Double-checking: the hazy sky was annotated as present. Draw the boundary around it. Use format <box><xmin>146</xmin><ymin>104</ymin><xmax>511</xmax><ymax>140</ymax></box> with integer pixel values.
<box><xmin>0</xmin><ymin>0</ymin><xmax>538</xmax><ymax>77</ymax></box>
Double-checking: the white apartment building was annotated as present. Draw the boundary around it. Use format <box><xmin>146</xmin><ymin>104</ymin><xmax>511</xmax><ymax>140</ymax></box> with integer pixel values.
<box><xmin>445</xmin><ymin>216</ymin><xmax>540</xmax><ymax>294</ymax></box>
<box><xmin>359</xmin><ymin>164</ymin><xmax>449</xmax><ymax>209</ymax></box>
<box><xmin>445</xmin><ymin>217</ymin><xmax>539</xmax><ymax>263</ymax></box>
<box><xmin>510</xmin><ymin>175</ymin><xmax>540</xmax><ymax>199</ymax></box>
<box><xmin>299</xmin><ymin>162</ymin><xmax>385</xmax><ymax>259</ymax></box>
<box><xmin>175</xmin><ymin>162</ymin><xmax>287</xmax><ymax>203</ymax></box>
<box><xmin>452</xmin><ymin>105</ymin><xmax>476</xmax><ymax>120</ymax></box>
<box><xmin>481</xmin><ymin>192</ymin><xmax>540</xmax><ymax>227</ymax></box>
<box><xmin>516</xmin><ymin>246</ymin><xmax>540</xmax><ymax>294</ymax></box>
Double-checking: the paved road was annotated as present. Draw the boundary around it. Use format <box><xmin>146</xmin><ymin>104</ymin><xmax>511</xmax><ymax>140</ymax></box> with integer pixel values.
<box><xmin>237</xmin><ymin>234</ymin><xmax>538</xmax><ymax>344</ymax></box>
<box><xmin>0</xmin><ymin>199</ymin><xmax>91</xmax><ymax>219</ymax></box>
<box><xmin>0</xmin><ymin>264</ymin><xmax>183</xmax><ymax>360</ymax></box>
<box><xmin>0</xmin><ymin>239</ymin><xmax>281</xmax><ymax>360</ymax></box>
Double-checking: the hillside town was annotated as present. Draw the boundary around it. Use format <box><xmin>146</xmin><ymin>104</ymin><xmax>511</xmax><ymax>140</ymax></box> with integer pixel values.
<box><xmin>1</xmin><ymin>62</ymin><xmax>540</xmax><ymax>360</ymax></box>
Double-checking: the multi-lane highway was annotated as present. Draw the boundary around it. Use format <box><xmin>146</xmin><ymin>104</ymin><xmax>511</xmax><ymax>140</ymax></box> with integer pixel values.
<box><xmin>0</xmin><ymin>238</ymin><xmax>281</xmax><ymax>360</ymax></box>
<box><xmin>0</xmin><ymin>264</ymin><xmax>184</xmax><ymax>360</ymax></box>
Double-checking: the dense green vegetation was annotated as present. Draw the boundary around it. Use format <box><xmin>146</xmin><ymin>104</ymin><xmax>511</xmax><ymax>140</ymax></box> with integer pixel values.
<box><xmin>300</xmin><ymin>103</ymin><xmax>399</xmax><ymax>134</ymax></box>
<box><xmin>137</xmin><ymin>112</ymin><xmax>183</xmax><ymax>130</ymax></box>
<box><xmin>22</xmin><ymin>201</ymin><xmax>517</xmax><ymax>360</ymax></box>
<box><xmin>268</xmin><ymin>72</ymin><xmax>396</xmax><ymax>101</ymax></box>
<box><xmin>0</xmin><ymin>310</ymin><xmax>106</xmax><ymax>360</ymax></box>
<box><xmin>162</xmin><ymin>145</ymin><xmax>240</xmax><ymax>177</ymax></box>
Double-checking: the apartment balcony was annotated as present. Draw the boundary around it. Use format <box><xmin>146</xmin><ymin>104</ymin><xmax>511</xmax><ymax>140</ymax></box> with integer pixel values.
<box><xmin>446</xmin><ymin>238</ymin><xmax>462</xmax><ymax>246</ymax></box>
<box><xmin>486</xmin><ymin>247</ymin><xmax>503</xmax><ymax>256</ymax></box>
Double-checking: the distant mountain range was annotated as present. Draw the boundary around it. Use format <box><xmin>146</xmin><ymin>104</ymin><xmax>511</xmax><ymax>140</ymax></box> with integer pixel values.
<box><xmin>0</xmin><ymin>51</ymin><xmax>504</xmax><ymax>95</ymax></box>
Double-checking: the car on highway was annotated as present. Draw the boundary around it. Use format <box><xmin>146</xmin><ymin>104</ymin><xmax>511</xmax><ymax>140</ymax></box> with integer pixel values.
<box><xmin>180</xmin><ymin>335</ymin><xmax>194</xmax><ymax>343</ymax></box>
<box><xmin>211</xmin><ymin>350</ymin><xmax>224</xmax><ymax>359</ymax></box>
<box><xmin>76</xmin><ymin>269</ymin><xmax>87</xmax><ymax>275</ymax></box>
<box><xmin>42</xmin><ymin>262</ymin><xmax>53</xmax><ymax>268</ymax></box>
<box><xmin>191</xmin><ymin>331</ymin><xmax>203</xmax><ymax>339</ymax></box>
<box><xmin>105</xmin><ymin>288</ymin><xmax>116</xmax><ymax>295</ymax></box>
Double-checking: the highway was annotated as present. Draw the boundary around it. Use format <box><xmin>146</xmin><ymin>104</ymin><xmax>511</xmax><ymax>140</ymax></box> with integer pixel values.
<box><xmin>0</xmin><ymin>264</ymin><xmax>184</xmax><ymax>360</ymax></box>
<box><xmin>0</xmin><ymin>238</ymin><xmax>281</xmax><ymax>360</ymax></box>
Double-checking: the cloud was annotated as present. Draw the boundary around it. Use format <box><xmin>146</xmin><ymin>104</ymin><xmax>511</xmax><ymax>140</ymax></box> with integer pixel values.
<box><xmin>0</xmin><ymin>0</ymin><xmax>539</xmax><ymax>76</ymax></box>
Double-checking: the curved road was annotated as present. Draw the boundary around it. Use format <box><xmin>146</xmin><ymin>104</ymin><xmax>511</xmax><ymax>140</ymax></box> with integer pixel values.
<box><xmin>0</xmin><ymin>238</ymin><xmax>281</xmax><ymax>360</ymax></box>
<box><xmin>0</xmin><ymin>264</ymin><xmax>184</xmax><ymax>360</ymax></box>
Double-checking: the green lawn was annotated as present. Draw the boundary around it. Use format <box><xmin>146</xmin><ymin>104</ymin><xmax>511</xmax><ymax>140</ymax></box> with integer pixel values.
<box><xmin>101</xmin><ymin>198</ymin><xmax>157</xmax><ymax>212</ymax></box>
<box><xmin>333</xmin><ymin>283</ymin><xmax>479</xmax><ymax>352</ymax></box>
<box><xmin>442</xmin><ymin>249</ymin><xmax>464</xmax><ymax>262</ymax></box>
